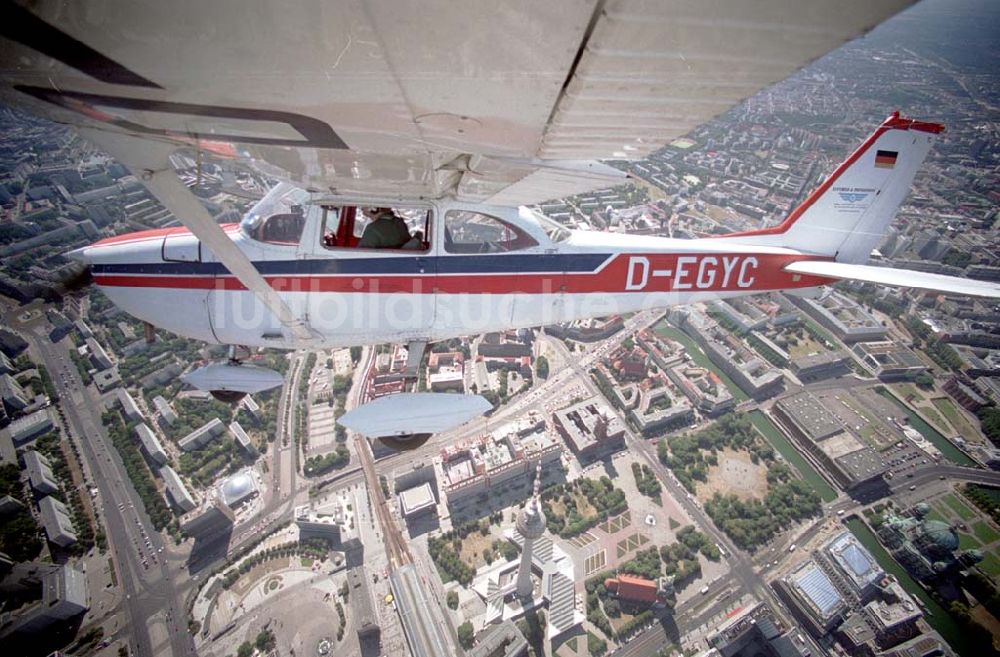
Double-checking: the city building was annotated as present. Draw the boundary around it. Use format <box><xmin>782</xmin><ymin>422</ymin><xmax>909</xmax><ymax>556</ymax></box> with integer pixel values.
<box><xmin>629</xmin><ymin>386</ymin><xmax>695</xmax><ymax>436</ymax></box>
<box><xmin>152</xmin><ymin>395</ymin><xmax>177</xmax><ymax>426</ymax></box>
<box><xmin>0</xmin><ymin>495</ymin><xmax>24</xmax><ymax>516</ymax></box>
<box><xmin>295</xmin><ymin>503</ymin><xmax>346</xmax><ymax>543</ymax></box>
<box><xmin>134</xmin><ymin>423</ymin><xmax>168</xmax><ymax>465</ymax></box>
<box><xmin>515</xmin><ymin>464</ymin><xmax>546</xmax><ymax>599</ymax></box>
<box><xmin>603</xmin><ymin>574</ymin><xmax>669</xmax><ymax>605</ymax></box>
<box><xmin>774</xmin><ymin>530</ymin><xmax>936</xmax><ymax>654</ymax></box>
<box><xmin>177</xmin><ymin>417</ymin><xmax>226</xmax><ymax>451</ymax></box>
<box><xmin>640</xmin><ymin>331</ymin><xmax>735</xmax><ymax>416</ymax></box>
<box><xmin>0</xmin><ymin>351</ymin><xmax>13</xmax><ymax>375</ymax></box>
<box><xmin>115</xmin><ymin>388</ymin><xmax>142</xmax><ymax>422</ymax></box>
<box><xmin>877</xmin><ymin>503</ymin><xmax>984</xmax><ymax>581</ymax></box>
<box><xmin>398</xmin><ymin>482</ymin><xmax>436</xmax><ymax>519</ymax></box>
<box><xmin>705</xmin><ymin>601</ymin><xmax>814</xmax><ymax>657</ymax></box>
<box><xmin>219</xmin><ymin>469</ymin><xmax>258</xmax><ymax>508</ymax></box>
<box><xmin>0</xmin><ymin>564</ymin><xmax>89</xmax><ymax>638</ymax></box>
<box><xmin>228</xmin><ymin>421</ymin><xmax>257</xmax><ymax>456</ymax></box>
<box><xmin>545</xmin><ymin>315</ymin><xmax>624</xmax><ymax>343</ymax></box>
<box><xmin>6</xmin><ymin>409</ymin><xmax>53</xmax><ymax>445</ymax></box>
<box><xmin>789</xmin><ymin>291</ymin><xmax>887</xmax><ymax>343</ymax></box>
<box><xmin>23</xmin><ymin>450</ymin><xmax>60</xmax><ymax>496</ymax></box>
<box><xmin>772</xmin><ymin>391</ymin><xmax>886</xmax><ymax>489</ymax></box>
<box><xmin>671</xmin><ymin>309</ymin><xmax>784</xmax><ymax>400</ymax></box>
<box><xmin>160</xmin><ymin>465</ymin><xmax>196</xmax><ymax>512</ymax></box>
<box><xmin>438</xmin><ymin>416</ymin><xmax>561</xmax><ymax>510</ymax></box>
<box><xmin>92</xmin><ymin>368</ymin><xmax>121</xmax><ymax>392</ymax></box>
<box><xmin>824</xmin><ymin>531</ymin><xmax>885</xmax><ymax>601</ymax></box>
<box><xmin>466</xmin><ymin>620</ymin><xmax>528</xmax><ymax>657</ymax></box>
<box><xmin>943</xmin><ymin>375</ymin><xmax>990</xmax><ymax>412</ymax></box>
<box><xmin>0</xmin><ymin>373</ymin><xmax>28</xmax><ymax>412</ymax></box>
<box><xmin>179</xmin><ymin>501</ymin><xmax>235</xmax><ymax>537</ymax></box>
<box><xmin>478</xmin><ymin>341</ymin><xmax>532</xmax><ymax>366</ymax></box>
<box><xmin>37</xmin><ymin>496</ymin><xmax>77</xmax><ymax>548</ymax></box>
<box><xmin>665</xmin><ymin>363</ymin><xmax>736</xmax><ymax>417</ymax></box>
<box><xmin>239</xmin><ymin>395</ymin><xmax>261</xmax><ymax>421</ymax></box>
<box><xmin>427</xmin><ymin>351</ymin><xmax>465</xmax><ymax>392</ymax></box>
<box><xmin>851</xmin><ymin>341</ymin><xmax>927</xmax><ymax>381</ymax></box>
<box><xmin>552</xmin><ymin>398</ymin><xmax>625</xmax><ymax>462</ymax></box>
<box><xmin>84</xmin><ymin>337</ymin><xmax>113</xmax><ymax>370</ymax></box>
<box><xmin>790</xmin><ymin>350</ymin><xmax>852</xmax><ymax>383</ymax></box>
<box><xmin>776</xmin><ymin>560</ymin><xmax>847</xmax><ymax>636</ymax></box>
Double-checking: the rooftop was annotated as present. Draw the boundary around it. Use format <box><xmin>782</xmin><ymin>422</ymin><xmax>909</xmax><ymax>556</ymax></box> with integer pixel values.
<box><xmin>399</xmin><ymin>482</ymin><xmax>436</xmax><ymax>517</ymax></box>
<box><xmin>787</xmin><ymin>560</ymin><xmax>845</xmax><ymax>621</ymax></box>
<box><xmin>220</xmin><ymin>469</ymin><xmax>258</xmax><ymax>507</ymax></box>
<box><xmin>775</xmin><ymin>391</ymin><xmax>842</xmax><ymax>442</ymax></box>
<box><xmin>826</xmin><ymin>532</ymin><xmax>884</xmax><ymax>594</ymax></box>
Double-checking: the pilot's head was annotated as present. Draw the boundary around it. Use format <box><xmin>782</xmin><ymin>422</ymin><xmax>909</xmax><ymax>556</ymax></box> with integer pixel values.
<box><xmin>363</xmin><ymin>207</ymin><xmax>394</xmax><ymax>220</ymax></box>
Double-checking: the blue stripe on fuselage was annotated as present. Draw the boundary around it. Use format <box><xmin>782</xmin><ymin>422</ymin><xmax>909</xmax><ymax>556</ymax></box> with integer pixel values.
<box><xmin>92</xmin><ymin>253</ymin><xmax>613</xmax><ymax>277</ymax></box>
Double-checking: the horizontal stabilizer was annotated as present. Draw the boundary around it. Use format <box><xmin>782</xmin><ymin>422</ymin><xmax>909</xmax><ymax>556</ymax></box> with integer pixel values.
<box><xmin>784</xmin><ymin>261</ymin><xmax>1000</xmax><ymax>299</ymax></box>
<box><xmin>338</xmin><ymin>393</ymin><xmax>491</xmax><ymax>438</ymax></box>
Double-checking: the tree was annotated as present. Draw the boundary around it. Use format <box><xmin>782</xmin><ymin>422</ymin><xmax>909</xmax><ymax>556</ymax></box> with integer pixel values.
<box><xmin>914</xmin><ymin>372</ymin><xmax>934</xmax><ymax>389</ymax></box>
<box><xmin>447</xmin><ymin>590</ymin><xmax>459</xmax><ymax>610</ymax></box>
<box><xmin>535</xmin><ymin>355</ymin><xmax>550</xmax><ymax>379</ymax></box>
<box><xmin>237</xmin><ymin>641</ymin><xmax>253</xmax><ymax>657</ymax></box>
<box><xmin>457</xmin><ymin>621</ymin><xmax>475</xmax><ymax>649</ymax></box>
<box><xmin>255</xmin><ymin>628</ymin><xmax>276</xmax><ymax>652</ymax></box>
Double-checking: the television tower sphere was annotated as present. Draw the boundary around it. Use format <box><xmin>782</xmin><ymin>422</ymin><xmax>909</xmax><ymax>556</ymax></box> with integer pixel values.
<box><xmin>515</xmin><ymin>462</ymin><xmax>546</xmax><ymax>599</ymax></box>
<box><xmin>516</xmin><ymin>463</ymin><xmax>546</xmax><ymax>539</ymax></box>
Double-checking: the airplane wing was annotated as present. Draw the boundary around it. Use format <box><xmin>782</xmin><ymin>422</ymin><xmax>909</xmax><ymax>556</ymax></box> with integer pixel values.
<box><xmin>785</xmin><ymin>261</ymin><xmax>1000</xmax><ymax>299</ymax></box>
<box><xmin>0</xmin><ymin>0</ymin><xmax>914</xmax><ymax>206</ymax></box>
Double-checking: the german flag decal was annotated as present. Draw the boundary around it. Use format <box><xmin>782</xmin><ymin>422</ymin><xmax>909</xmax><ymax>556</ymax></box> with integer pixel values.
<box><xmin>875</xmin><ymin>149</ymin><xmax>898</xmax><ymax>169</ymax></box>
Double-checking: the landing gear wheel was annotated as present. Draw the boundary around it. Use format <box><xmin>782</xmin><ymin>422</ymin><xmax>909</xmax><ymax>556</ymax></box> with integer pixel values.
<box><xmin>377</xmin><ymin>433</ymin><xmax>432</xmax><ymax>451</ymax></box>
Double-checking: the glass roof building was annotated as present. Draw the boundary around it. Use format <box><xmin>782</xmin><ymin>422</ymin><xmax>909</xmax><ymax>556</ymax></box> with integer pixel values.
<box><xmin>779</xmin><ymin>560</ymin><xmax>846</xmax><ymax>635</ymax></box>
<box><xmin>826</xmin><ymin>531</ymin><xmax>884</xmax><ymax>599</ymax></box>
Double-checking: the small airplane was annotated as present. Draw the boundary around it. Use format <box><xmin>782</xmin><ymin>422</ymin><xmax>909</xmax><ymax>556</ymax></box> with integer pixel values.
<box><xmin>2</xmin><ymin>1</ymin><xmax>997</xmax><ymax>448</ymax></box>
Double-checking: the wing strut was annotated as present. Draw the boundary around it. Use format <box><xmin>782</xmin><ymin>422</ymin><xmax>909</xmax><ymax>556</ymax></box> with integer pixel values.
<box><xmin>79</xmin><ymin>129</ymin><xmax>316</xmax><ymax>343</ymax></box>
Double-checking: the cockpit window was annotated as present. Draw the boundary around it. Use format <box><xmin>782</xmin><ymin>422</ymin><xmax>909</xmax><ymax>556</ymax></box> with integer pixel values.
<box><xmin>444</xmin><ymin>211</ymin><xmax>538</xmax><ymax>254</ymax></box>
<box><xmin>529</xmin><ymin>209</ymin><xmax>572</xmax><ymax>243</ymax></box>
<box><xmin>240</xmin><ymin>183</ymin><xmax>311</xmax><ymax>245</ymax></box>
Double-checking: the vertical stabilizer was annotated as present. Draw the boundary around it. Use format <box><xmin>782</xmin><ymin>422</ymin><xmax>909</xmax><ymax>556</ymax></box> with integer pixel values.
<box><xmin>714</xmin><ymin>113</ymin><xmax>944</xmax><ymax>263</ymax></box>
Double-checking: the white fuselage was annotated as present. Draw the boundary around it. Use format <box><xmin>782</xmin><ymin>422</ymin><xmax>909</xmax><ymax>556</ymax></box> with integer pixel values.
<box><xmin>79</xmin><ymin>199</ymin><xmax>831</xmax><ymax>349</ymax></box>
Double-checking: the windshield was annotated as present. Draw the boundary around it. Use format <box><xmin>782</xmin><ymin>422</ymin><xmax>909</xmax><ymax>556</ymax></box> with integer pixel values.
<box><xmin>240</xmin><ymin>183</ymin><xmax>312</xmax><ymax>239</ymax></box>
<box><xmin>528</xmin><ymin>208</ymin><xmax>571</xmax><ymax>243</ymax></box>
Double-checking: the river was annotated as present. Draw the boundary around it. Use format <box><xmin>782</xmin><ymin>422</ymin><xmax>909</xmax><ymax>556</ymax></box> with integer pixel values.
<box><xmin>748</xmin><ymin>410</ymin><xmax>838</xmax><ymax>503</ymax></box>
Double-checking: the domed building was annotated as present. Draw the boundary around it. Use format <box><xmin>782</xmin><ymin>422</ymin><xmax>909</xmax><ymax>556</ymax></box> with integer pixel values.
<box><xmin>220</xmin><ymin>469</ymin><xmax>259</xmax><ymax>508</ymax></box>
<box><xmin>876</xmin><ymin>503</ymin><xmax>982</xmax><ymax>581</ymax></box>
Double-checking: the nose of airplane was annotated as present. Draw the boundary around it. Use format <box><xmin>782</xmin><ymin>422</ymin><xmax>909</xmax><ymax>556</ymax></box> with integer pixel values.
<box><xmin>66</xmin><ymin>246</ymin><xmax>90</xmax><ymax>265</ymax></box>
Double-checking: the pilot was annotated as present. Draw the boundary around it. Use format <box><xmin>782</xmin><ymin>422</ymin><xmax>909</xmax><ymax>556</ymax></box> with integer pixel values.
<box><xmin>358</xmin><ymin>207</ymin><xmax>410</xmax><ymax>248</ymax></box>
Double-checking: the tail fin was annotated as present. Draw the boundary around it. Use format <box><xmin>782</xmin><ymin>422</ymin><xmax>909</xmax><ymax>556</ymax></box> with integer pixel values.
<box><xmin>715</xmin><ymin>113</ymin><xmax>944</xmax><ymax>263</ymax></box>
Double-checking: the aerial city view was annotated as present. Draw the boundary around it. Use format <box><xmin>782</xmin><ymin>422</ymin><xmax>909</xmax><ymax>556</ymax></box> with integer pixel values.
<box><xmin>0</xmin><ymin>1</ymin><xmax>998</xmax><ymax>657</ymax></box>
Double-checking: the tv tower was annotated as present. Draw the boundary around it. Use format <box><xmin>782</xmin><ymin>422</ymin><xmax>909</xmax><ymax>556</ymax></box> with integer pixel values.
<box><xmin>515</xmin><ymin>461</ymin><xmax>546</xmax><ymax>599</ymax></box>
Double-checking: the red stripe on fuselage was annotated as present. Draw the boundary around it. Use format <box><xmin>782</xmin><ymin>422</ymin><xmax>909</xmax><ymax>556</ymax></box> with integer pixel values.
<box><xmin>90</xmin><ymin>224</ymin><xmax>239</xmax><ymax>248</ymax></box>
<box><xmin>93</xmin><ymin>253</ymin><xmax>834</xmax><ymax>294</ymax></box>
